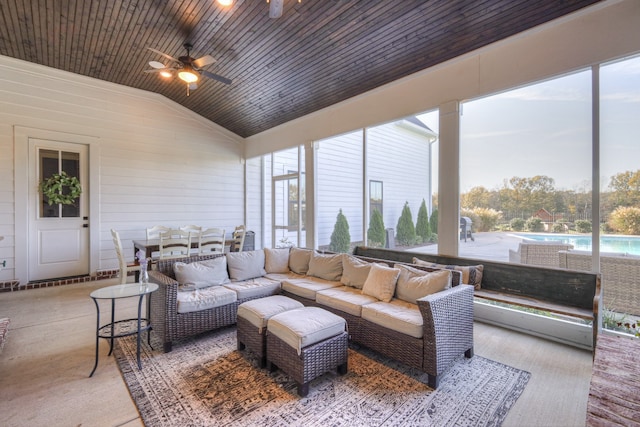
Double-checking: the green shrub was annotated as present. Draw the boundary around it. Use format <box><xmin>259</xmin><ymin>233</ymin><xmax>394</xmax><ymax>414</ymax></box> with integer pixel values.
<box><xmin>415</xmin><ymin>199</ymin><xmax>431</xmax><ymax>243</ymax></box>
<box><xmin>551</xmin><ymin>223</ymin><xmax>564</xmax><ymax>233</ymax></box>
<box><xmin>367</xmin><ymin>208</ymin><xmax>386</xmax><ymax>247</ymax></box>
<box><xmin>525</xmin><ymin>217</ymin><xmax>544</xmax><ymax>232</ymax></box>
<box><xmin>575</xmin><ymin>219</ymin><xmax>592</xmax><ymax>233</ymax></box>
<box><xmin>396</xmin><ymin>202</ymin><xmax>416</xmax><ymax>246</ymax></box>
<box><xmin>609</xmin><ymin>206</ymin><xmax>640</xmax><ymax>235</ymax></box>
<box><xmin>465</xmin><ymin>207</ymin><xmax>502</xmax><ymax>232</ymax></box>
<box><xmin>329</xmin><ymin>209</ymin><xmax>351</xmax><ymax>253</ymax></box>
<box><xmin>429</xmin><ymin>208</ymin><xmax>438</xmax><ymax>234</ymax></box>
<box><xmin>600</xmin><ymin>222</ymin><xmax>613</xmax><ymax>233</ymax></box>
<box><xmin>510</xmin><ymin>218</ymin><xmax>525</xmax><ymax>231</ymax></box>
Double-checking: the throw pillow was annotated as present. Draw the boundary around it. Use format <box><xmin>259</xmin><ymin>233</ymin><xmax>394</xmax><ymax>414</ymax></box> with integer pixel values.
<box><xmin>340</xmin><ymin>255</ymin><xmax>372</xmax><ymax>289</ymax></box>
<box><xmin>394</xmin><ymin>264</ymin><xmax>452</xmax><ymax>304</ymax></box>
<box><xmin>289</xmin><ymin>247</ymin><xmax>313</xmax><ymax>275</ymax></box>
<box><xmin>361</xmin><ymin>263</ymin><xmax>400</xmax><ymax>303</ymax></box>
<box><xmin>412</xmin><ymin>257</ymin><xmax>484</xmax><ymax>290</ymax></box>
<box><xmin>307</xmin><ymin>252</ymin><xmax>343</xmax><ymax>281</ymax></box>
<box><xmin>264</xmin><ymin>247</ymin><xmax>291</xmax><ymax>274</ymax></box>
<box><xmin>173</xmin><ymin>257</ymin><xmax>230</xmax><ymax>289</ymax></box>
<box><xmin>227</xmin><ymin>250</ymin><xmax>267</xmax><ymax>281</ymax></box>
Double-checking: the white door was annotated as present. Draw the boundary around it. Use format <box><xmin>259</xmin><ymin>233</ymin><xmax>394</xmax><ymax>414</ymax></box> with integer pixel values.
<box><xmin>28</xmin><ymin>139</ymin><xmax>89</xmax><ymax>281</ymax></box>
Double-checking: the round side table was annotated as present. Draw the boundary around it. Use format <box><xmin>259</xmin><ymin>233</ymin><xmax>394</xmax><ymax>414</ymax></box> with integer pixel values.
<box><xmin>89</xmin><ymin>282</ymin><xmax>158</xmax><ymax>377</ymax></box>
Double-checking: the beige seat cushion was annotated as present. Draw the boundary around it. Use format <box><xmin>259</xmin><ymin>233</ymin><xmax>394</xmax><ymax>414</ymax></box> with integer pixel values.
<box><xmin>394</xmin><ymin>264</ymin><xmax>452</xmax><ymax>304</ymax></box>
<box><xmin>340</xmin><ymin>255</ymin><xmax>373</xmax><ymax>289</ymax></box>
<box><xmin>413</xmin><ymin>257</ymin><xmax>484</xmax><ymax>290</ymax></box>
<box><xmin>361</xmin><ymin>299</ymin><xmax>423</xmax><ymax>339</ymax></box>
<box><xmin>268</xmin><ymin>307</ymin><xmax>346</xmax><ymax>355</ymax></box>
<box><xmin>264</xmin><ymin>248</ymin><xmax>291</xmax><ymax>274</ymax></box>
<box><xmin>173</xmin><ymin>257</ymin><xmax>230</xmax><ymax>289</ymax></box>
<box><xmin>289</xmin><ymin>247</ymin><xmax>313</xmax><ymax>274</ymax></box>
<box><xmin>176</xmin><ymin>286</ymin><xmax>237</xmax><ymax>314</ymax></box>
<box><xmin>316</xmin><ymin>286</ymin><xmax>378</xmax><ymax>316</ymax></box>
<box><xmin>237</xmin><ymin>295</ymin><xmax>304</xmax><ymax>332</ymax></box>
<box><xmin>227</xmin><ymin>250</ymin><xmax>267</xmax><ymax>281</ymax></box>
<box><xmin>281</xmin><ymin>277</ymin><xmax>342</xmax><ymax>300</ymax></box>
<box><xmin>223</xmin><ymin>277</ymin><xmax>281</xmax><ymax>300</ymax></box>
<box><xmin>307</xmin><ymin>252</ymin><xmax>343</xmax><ymax>281</ymax></box>
<box><xmin>361</xmin><ymin>263</ymin><xmax>400</xmax><ymax>302</ymax></box>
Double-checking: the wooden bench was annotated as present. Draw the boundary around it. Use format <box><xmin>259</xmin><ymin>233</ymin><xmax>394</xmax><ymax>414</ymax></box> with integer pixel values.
<box><xmin>587</xmin><ymin>333</ymin><xmax>640</xmax><ymax>426</ymax></box>
<box><xmin>353</xmin><ymin>246</ymin><xmax>601</xmax><ymax>346</ymax></box>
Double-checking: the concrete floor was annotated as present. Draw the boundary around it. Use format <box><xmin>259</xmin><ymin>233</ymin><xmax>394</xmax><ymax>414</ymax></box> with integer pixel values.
<box><xmin>0</xmin><ymin>279</ymin><xmax>593</xmax><ymax>427</ymax></box>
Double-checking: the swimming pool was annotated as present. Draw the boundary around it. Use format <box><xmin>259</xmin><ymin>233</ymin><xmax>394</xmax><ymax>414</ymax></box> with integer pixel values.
<box><xmin>514</xmin><ymin>233</ymin><xmax>640</xmax><ymax>255</ymax></box>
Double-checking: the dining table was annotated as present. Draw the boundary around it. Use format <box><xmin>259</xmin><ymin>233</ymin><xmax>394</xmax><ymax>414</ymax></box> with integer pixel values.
<box><xmin>132</xmin><ymin>238</ymin><xmax>231</xmax><ymax>260</ymax></box>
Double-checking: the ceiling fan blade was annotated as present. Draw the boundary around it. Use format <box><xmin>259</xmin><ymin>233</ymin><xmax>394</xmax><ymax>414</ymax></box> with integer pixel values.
<box><xmin>147</xmin><ymin>47</ymin><xmax>180</xmax><ymax>64</ymax></box>
<box><xmin>149</xmin><ymin>60</ymin><xmax>166</xmax><ymax>69</ymax></box>
<box><xmin>269</xmin><ymin>0</ymin><xmax>284</xmax><ymax>18</ymax></box>
<box><xmin>144</xmin><ymin>69</ymin><xmax>163</xmax><ymax>74</ymax></box>
<box><xmin>201</xmin><ymin>70</ymin><xmax>232</xmax><ymax>85</ymax></box>
<box><xmin>193</xmin><ymin>55</ymin><xmax>216</xmax><ymax>68</ymax></box>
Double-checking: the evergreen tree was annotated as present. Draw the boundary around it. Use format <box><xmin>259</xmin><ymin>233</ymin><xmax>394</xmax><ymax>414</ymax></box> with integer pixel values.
<box><xmin>367</xmin><ymin>208</ymin><xmax>386</xmax><ymax>247</ymax></box>
<box><xmin>329</xmin><ymin>209</ymin><xmax>351</xmax><ymax>253</ymax></box>
<box><xmin>429</xmin><ymin>208</ymin><xmax>439</xmax><ymax>234</ymax></box>
<box><xmin>415</xmin><ymin>199</ymin><xmax>431</xmax><ymax>243</ymax></box>
<box><xmin>396</xmin><ymin>202</ymin><xmax>416</xmax><ymax>246</ymax></box>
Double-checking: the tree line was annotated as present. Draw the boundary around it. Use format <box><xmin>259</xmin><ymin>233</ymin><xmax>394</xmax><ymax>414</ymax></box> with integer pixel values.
<box><xmin>458</xmin><ymin>170</ymin><xmax>640</xmax><ymax>234</ymax></box>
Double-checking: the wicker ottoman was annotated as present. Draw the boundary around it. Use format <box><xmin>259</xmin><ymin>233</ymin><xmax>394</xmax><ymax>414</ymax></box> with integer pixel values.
<box><xmin>237</xmin><ymin>295</ymin><xmax>304</xmax><ymax>368</ymax></box>
<box><xmin>266</xmin><ymin>306</ymin><xmax>348</xmax><ymax>397</ymax></box>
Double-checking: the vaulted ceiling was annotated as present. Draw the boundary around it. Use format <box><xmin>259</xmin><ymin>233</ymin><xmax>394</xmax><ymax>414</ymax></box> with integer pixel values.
<box><xmin>0</xmin><ymin>0</ymin><xmax>601</xmax><ymax>137</ymax></box>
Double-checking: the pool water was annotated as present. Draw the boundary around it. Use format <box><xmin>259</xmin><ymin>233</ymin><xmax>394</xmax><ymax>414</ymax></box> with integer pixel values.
<box><xmin>514</xmin><ymin>233</ymin><xmax>640</xmax><ymax>255</ymax></box>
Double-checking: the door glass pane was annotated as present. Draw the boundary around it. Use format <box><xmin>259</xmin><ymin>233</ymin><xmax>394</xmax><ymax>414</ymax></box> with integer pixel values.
<box><xmin>39</xmin><ymin>149</ymin><xmax>60</xmax><ymax>218</ymax></box>
<box><xmin>61</xmin><ymin>151</ymin><xmax>80</xmax><ymax>218</ymax></box>
<box><xmin>39</xmin><ymin>149</ymin><xmax>81</xmax><ymax>218</ymax></box>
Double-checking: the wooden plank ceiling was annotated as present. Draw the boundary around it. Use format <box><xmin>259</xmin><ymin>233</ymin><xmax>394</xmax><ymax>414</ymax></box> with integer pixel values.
<box><xmin>0</xmin><ymin>0</ymin><xmax>601</xmax><ymax>138</ymax></box>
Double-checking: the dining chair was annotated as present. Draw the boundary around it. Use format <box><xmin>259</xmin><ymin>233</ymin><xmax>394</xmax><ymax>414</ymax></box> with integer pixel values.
<box><xmin>180</xmin><ymin>225</ymin><xmax>202</xmax><ymax>255</ymax></box>
<box><xmin>111</xmin><ymin>229</ymin><xmax>141</xmax><ymax>284</ymax></box>
<box><xmin>199</xmin><ymin>228</ymin><xmax>225</xmax><ymax>254</ymax></box>
<box><xmin>145</xmin><ymin>225</ymin><xmax>170</xmax><ymax>258</ymax></box>
<box><xmin>159</xmin><ymin>229</ymin><xmax>191</xmax><ymax>259</ymax></box>
<box><xmin>230</xmin><ymin>225</ymin><xmax>246</xmax><ymax>252</ymax></box>
<box><xmin>146</xmin><ymin>225</ymin><xmax>170</xmax><ymax>240</ymax></box>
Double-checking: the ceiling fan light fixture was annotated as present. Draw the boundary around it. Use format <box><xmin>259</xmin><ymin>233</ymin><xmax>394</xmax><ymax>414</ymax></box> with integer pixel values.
<box><xmin>217</xmin><ymin>0</ymin><xmax>233</xmax><ymax>6</ymax></box>
<box><xmin>159</xmin><ymin>70</ymin><xmax>173</xmax><ymax>78</ymax></box>
<box><xmin>178</xmin><ymin>65</ymin><xmax>199</xmax><ymax>83</ymax></box>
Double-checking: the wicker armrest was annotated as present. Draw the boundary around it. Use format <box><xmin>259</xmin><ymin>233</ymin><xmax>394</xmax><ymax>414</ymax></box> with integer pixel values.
<box><xmin>417</xmin><ymin>284</ymin><xmax>474</xmax><ymax>379</ymax></box>
<box><xmin>417</xmin><ymin>284</ymin><xmax>474</xmax><ymax>327</ymax></box>
<box><xmin>148</xmin><ymin>270</ymin><xmax>179</xmax><ymax>345</ymax></box>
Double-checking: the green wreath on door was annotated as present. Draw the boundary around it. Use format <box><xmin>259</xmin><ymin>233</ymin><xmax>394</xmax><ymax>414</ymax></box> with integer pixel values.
<box><xmin>39</xmin><ymin>171</ymin><xmax>82</xmax><ymax>205</ymax></box>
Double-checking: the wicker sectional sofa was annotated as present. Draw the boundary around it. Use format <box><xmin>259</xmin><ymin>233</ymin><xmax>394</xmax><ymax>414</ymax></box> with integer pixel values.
<box><xmin>148</xmin><ymin>248</ymin><xmax>475</xmax><ymax>388</ymax></box>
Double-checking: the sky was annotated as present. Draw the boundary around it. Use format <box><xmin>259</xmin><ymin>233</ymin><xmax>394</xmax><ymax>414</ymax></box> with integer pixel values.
<box><xmin>418</xmin><ymin>55</ymin><xmax>640</xmax><ymax>194</ymax></box>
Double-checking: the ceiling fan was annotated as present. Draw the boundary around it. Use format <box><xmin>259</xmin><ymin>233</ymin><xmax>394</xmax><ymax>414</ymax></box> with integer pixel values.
<box><xmin>145</xmin><ymin>43</ymin><xmax>232</xmax><ymax>96</ymax></box>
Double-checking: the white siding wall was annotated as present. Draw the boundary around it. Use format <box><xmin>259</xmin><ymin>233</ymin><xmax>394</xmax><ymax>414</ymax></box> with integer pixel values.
<box><xmin>313</xmin><ymin>123</ymin><xmax>431</xmax><ymax>248</ymax></box>
<box><xmin>0</xmin><ymin>55</ymin><xmax>244</xmax><ymax>282</ymax></box>
<box><xmin>316</xmin><ymin>131</ymin><xmax>363</xmax><ymax>247</ymax></box>
<box><xmin>367</xmin><ymin>123</ymin><xmax>432</xmax><ymax>237</ymax></box>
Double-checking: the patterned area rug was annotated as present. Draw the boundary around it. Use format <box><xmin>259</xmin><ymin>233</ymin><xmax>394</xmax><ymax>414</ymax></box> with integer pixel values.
<box><xmin>114</xmin><ymin>327</ymin><xmax>530</xmax><ymax>427</ymax></box>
